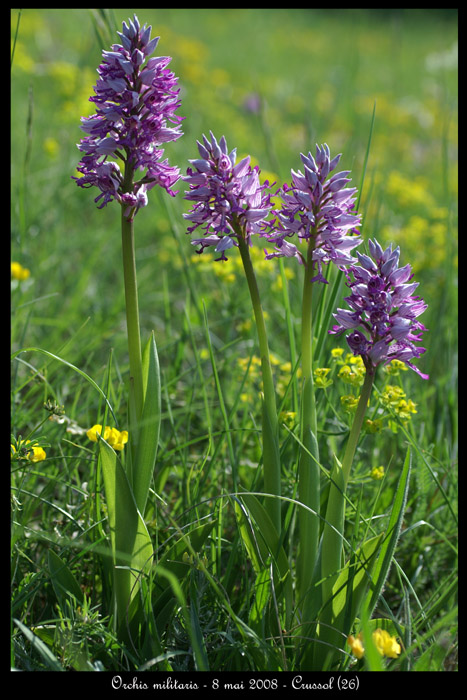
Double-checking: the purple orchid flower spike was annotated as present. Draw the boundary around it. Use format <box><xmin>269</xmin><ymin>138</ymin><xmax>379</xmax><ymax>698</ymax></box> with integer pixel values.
<box><xmin>329</xmin><ymin>239</ymin><xmax>429</xmax><ymax>379</ymax></box>
<box><xmin>183</xmin><ymin>132</ymin><xmax>275</xmax><ymax>260</ymax></box>
<box><xmin>73</xmin><ymin>14</ymin><xmax>183</xmax><ymax>219</ymax></box>
<box><xmin>264</xmin><ymin>144</ymin><xmax>362</xmax><ymax>281</ymax></box>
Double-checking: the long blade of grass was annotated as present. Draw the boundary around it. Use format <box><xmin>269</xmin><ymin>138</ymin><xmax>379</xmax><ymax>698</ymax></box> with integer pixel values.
<box><xmin>237</xmin><ymin>491</ymin><xmax>293</xmax><ymax>628</ymax></box>
<box><xmin>10</xmin><ymin>9</ymin><xmax>22</xmax><ymax>69</ymax></box>
<box><xmin>363</xmin><ymin>446</ymin><xmax>411</xmax><ymax>619</ymax></box>
<box><xmin>314</xmin><ymin>264</ymin><xmax>346</xmax><ymax>366</ymax></box>
<box><xmin>356</xmin><ymin>99</ymin><xmax>376</xmax><ymax>213</ymax></box>
<box><xmin>132</xmin><ymin>331</ymin><xmax>161</xmax><ymax>517</ymax></box>
<box><xmin>202</xmin><ymin>302</ymin><xmax>237</xmax><ymax>490</ymax></box>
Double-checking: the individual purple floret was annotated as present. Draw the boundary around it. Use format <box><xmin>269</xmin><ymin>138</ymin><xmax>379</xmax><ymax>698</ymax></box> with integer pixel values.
<box><xmin>264</xmin><ymin>144</ymin><xmax>362</xmax><ymax>282</ymax></box>
<box><xmin>183</xmin><ymin>132</ymin><xmax>275</xmax><ymax>260</ymax></box>
<box><xmin>329</xmin><ymin>239</ymin><xmax>429</xmax><ymax>379</ymax></box>
<box><xmin>73</xmin><ymin>14</ymin><xmax>183</xmax><ymax>218</ymax></box>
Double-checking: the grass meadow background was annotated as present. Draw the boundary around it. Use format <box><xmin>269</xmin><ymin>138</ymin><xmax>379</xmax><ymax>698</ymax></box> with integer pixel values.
<box><xmin>11</xmin><ymin>8</ymin><xmax>457</xmax><ymax>672</ymax></box>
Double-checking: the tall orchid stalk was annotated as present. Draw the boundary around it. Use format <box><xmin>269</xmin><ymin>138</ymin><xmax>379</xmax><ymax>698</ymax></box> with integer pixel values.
<box><xmin>183</xmin><ymin>132</ymin><xmax>282</xmax><ymax>535</ymax></box>
<box><xmin>73</xmin><ymin>14</ymin><xmax>183</xmax><ymax>635</ymax></box>
<box><xmin>264</xmin><ymin>145</ymin><xmax>362</xmax><ymax>626</ymax></box>
<box><xmin>314</xmin><ymin>238</ymin><xmax>429</xmax><ymax>669</ymax></box>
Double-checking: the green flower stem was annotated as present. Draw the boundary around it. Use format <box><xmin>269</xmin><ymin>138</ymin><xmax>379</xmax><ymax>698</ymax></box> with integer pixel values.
<box><xmin>235</xmin><ymin>225</ymin><xmax>281</xmax><ymax>535</ymax></box>
<box><xmin>322</xmin><ymin>365</ymin><xmax>375</xmax><ymax>585</ymax></box>
<box><xmin>341</xmin><ymin>364</ymin><xmax>375</xmax><ymax>488</ymax></box>
<box><xmin>120</xmin><ymin>168</ymin><xmax>144</xmax><ymax>428</ymax></box>
<box><xmin>319</xmin><ymin>363</ymin><xmax>375</xmax><ymax>658</ymax></box>
<box><xmin>297</xmin><ymin>239</ymin><xmax>320</xmax><ymax>610</ymax></box>
<box><xmin>301</xmin><ymin>240</ymin><xmax>318</xmax><ymax>436</ymax></box>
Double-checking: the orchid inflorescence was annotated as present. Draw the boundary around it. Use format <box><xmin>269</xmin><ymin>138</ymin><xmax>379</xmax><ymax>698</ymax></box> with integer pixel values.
<box><xmin>183</xmin><ymin>131</ymin><xmax>275</xmax><ymax>260</ymax></box>
<box><xmin>329</xmin><ymin>239</ymin><xmax>429</xmax><ymax>378</ymax></box>
<box><xmin>263</xmin><ymin>144</ymin><xmax>362</xmax><ymax>282</ymax></box>
<box><xmin>73</xmin><ymin>14</ymin><xmax>183</xmax><ymax>219</ymax></box>
<box><xmin>183</xmin><ymin>134</ymin><xmax>428</xmax><ymax>379</ymax></box>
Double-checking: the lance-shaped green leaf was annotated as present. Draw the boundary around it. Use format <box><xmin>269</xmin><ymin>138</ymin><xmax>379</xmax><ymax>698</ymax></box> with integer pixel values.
<box><xmin>261</xmin><ymin>394</ymin><xmax>282</xmax><ymax>534</ymax></box>
<box><xmin>297</xmin><ymin>422</ymin><xmax>320</xmax><ymax>611</ymax></box>
<box><xmin>363</xmin><ymin>447</ymin><xmax>412</xmax><ymax>618</ymax></box>
<box><xmin>320</xmin><ymin>454</ymin><xmax>346</xmax><ymax>603</ymax></box>
<box><xmin>133</xmin><ymin>331</ymin><xmax>161</xmax><ymax>517</ymax></box>
<box><xmin>99</xmin><ymin>436</ymin><xmax>153</xmax><ymax>627</ymax></box>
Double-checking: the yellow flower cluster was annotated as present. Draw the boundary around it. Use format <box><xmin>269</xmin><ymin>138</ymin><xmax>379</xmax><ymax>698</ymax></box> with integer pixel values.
<box><xmin>330</xmin><ymin>348</ymin><xmax>345</xmax><ymax>361</ymax></box>
<box><xmin>379</xmin><ymin>385</ymin><xmax>404</xmax><ymax>406</ymax></box>
<box><xmin>279</xmin><ymin>411</ymin><xmax>297</xmax><ymax>429</ymax></box>
<box><xmin>365</xmin><ymin>418</ymin><xmax>383</xmax><ymax>434</ymax></box>
<box><xmin>340</xmin><ymin>395</ymin><xmax>360</xmax><ymax>413</ymax></box>
<box><xmin>370</xmin><ymin>466</ymin><xmax>385</xmax><ymax>480</ymax></box>
<box><xmin>11</xmin><ymin>261</ymin><xmax>30</xmax><ymax>281</ymax></box>
<box><xmin>313</xmin><ymin>367</ymin><xmax>333</xmax><ymax>389</ymax></box>
<box><xmin>11</xmin><ymin>439</ymin><xmax>46</xmax><ymax>462</ymax></box>
<box><xmin>86</xmin><ymin>425</ymin><xmax>128</xmax><ymax>451</ymax></box>
<box><xmin>337</xmin><ymin>360</ymin><xmax>366</xmax><ymax>387</ymax></box>
<box><xmin>331</xmin><ymin>349</ymin><xmax>366</xmax><ymax>387</ymax></box>
<box><xmin>348</xmin><ymin>628</ymin><xmax>401</xmax><ymax>660</ymax></box>
<box><xmin>383</xmin><ymin>359</ymin><xmax>409</xmax><ymax>376</ymax></box>
<box><xmin>328</xmin><ymin>350</ymin><xmax>419</xmax><ymax>432</ymax></box>
<box><xmin>379</xmin><ymin>385</ymin><xmax>417</xmax><ymax>425</ymax></box>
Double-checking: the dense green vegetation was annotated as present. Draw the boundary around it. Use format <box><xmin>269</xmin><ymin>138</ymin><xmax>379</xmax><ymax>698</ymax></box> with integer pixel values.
<box><xmin>11</xmin><ymin>9</ymin><xmax>457</xmax><ymax>673</ymax></box>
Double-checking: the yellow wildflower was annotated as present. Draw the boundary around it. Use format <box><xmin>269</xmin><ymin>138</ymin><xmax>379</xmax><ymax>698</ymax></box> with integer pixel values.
<box><xmin>331</xmin><ymin>347</ymin><xmax>345</xmax><ymax>362</ymax></box>
<box><xmin>365</xmin><ymin>418</ymin><xmax>383</xmax><ymax>434</ymax></box>
<box><xmin>379</xmin><ymin>385</ymin><xmax>406</xmax><ymax>407</ymax></box>
<box><xmin>345</xmin><ymin>353</ymin><xmax>365</xmax><ymax>367</ymax></box>
<box><xmin>28</xmin><ymin>445</ymin><xmax>46</xmax><ymax>462</ymax></box>
<box><xmin>314</xmin><ymin>368</ymin><xmax>333</xmax><ymax>389</ymax></box>
<box><xmin>279</xmin><ymin>411</ymin><xmax>297</xmax><ymax>429</ymax></box>
<box><xmin>11</xmin><ymin>261</ymin><xmax>30</xmax><ymax>280</ymax></box>
<box><xmin>383</xmin><ymin>359</ymin><xmax>409</xmax><ymax>376</ymax></box>
<box><xmin>86</xmin><ymin>425</ymin><xmax>128</xmax><ymax>451</ymax></box>
<box><xmin>237</xmin><ymin>355</ymin><xmax>261</xmax><ymax>378</ymax></box>
<box><xmin>372</xmin><ymin>628</ymin><xmax>401</xmax><ymax>658</ymax></box>
<box><xmin>86</xmin><ymin>424</ymin><xmax>104</xmax><ymax>442</ymax></box>
<box><xmin>347</xmin><ymin>634</ymin><xmax>365</xmax><ymax>660</ymax></box>
<box><xmin>341</xmin><ymin>395</ymin><xmax>359</xmax><ymax>412</ymax></box>
<box><xmin>395</xmin><ymin>399</ymin><xmax>417</xmax><ymax>420</ymax></box>
<box><xmin>11</xmin><ymin>440</ymin><xmax>46</xmax><ymax>462</ymax></box>
<box><xmin>269</xmin><ymin>352</ymin><xmax>281</xmax><ymax>366</ymax></box>
<box><xmin>338</xmin><ymin>362</ymin><xmax>365</xmax><ymax>387</ymax></box>
<box><xmin>108</xmin><ymin>429</ymin><xmax>128</xmax><ymax>451</ymax></box>
<box><xmin>348</xmin><ymin>629</ymin><xmax>401</xmax><ymax>659</ymax></box>
<box><xmin>370</xmin><ymin>466</ymin><xmax>385</xmax><ymax>480</ymax></box>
